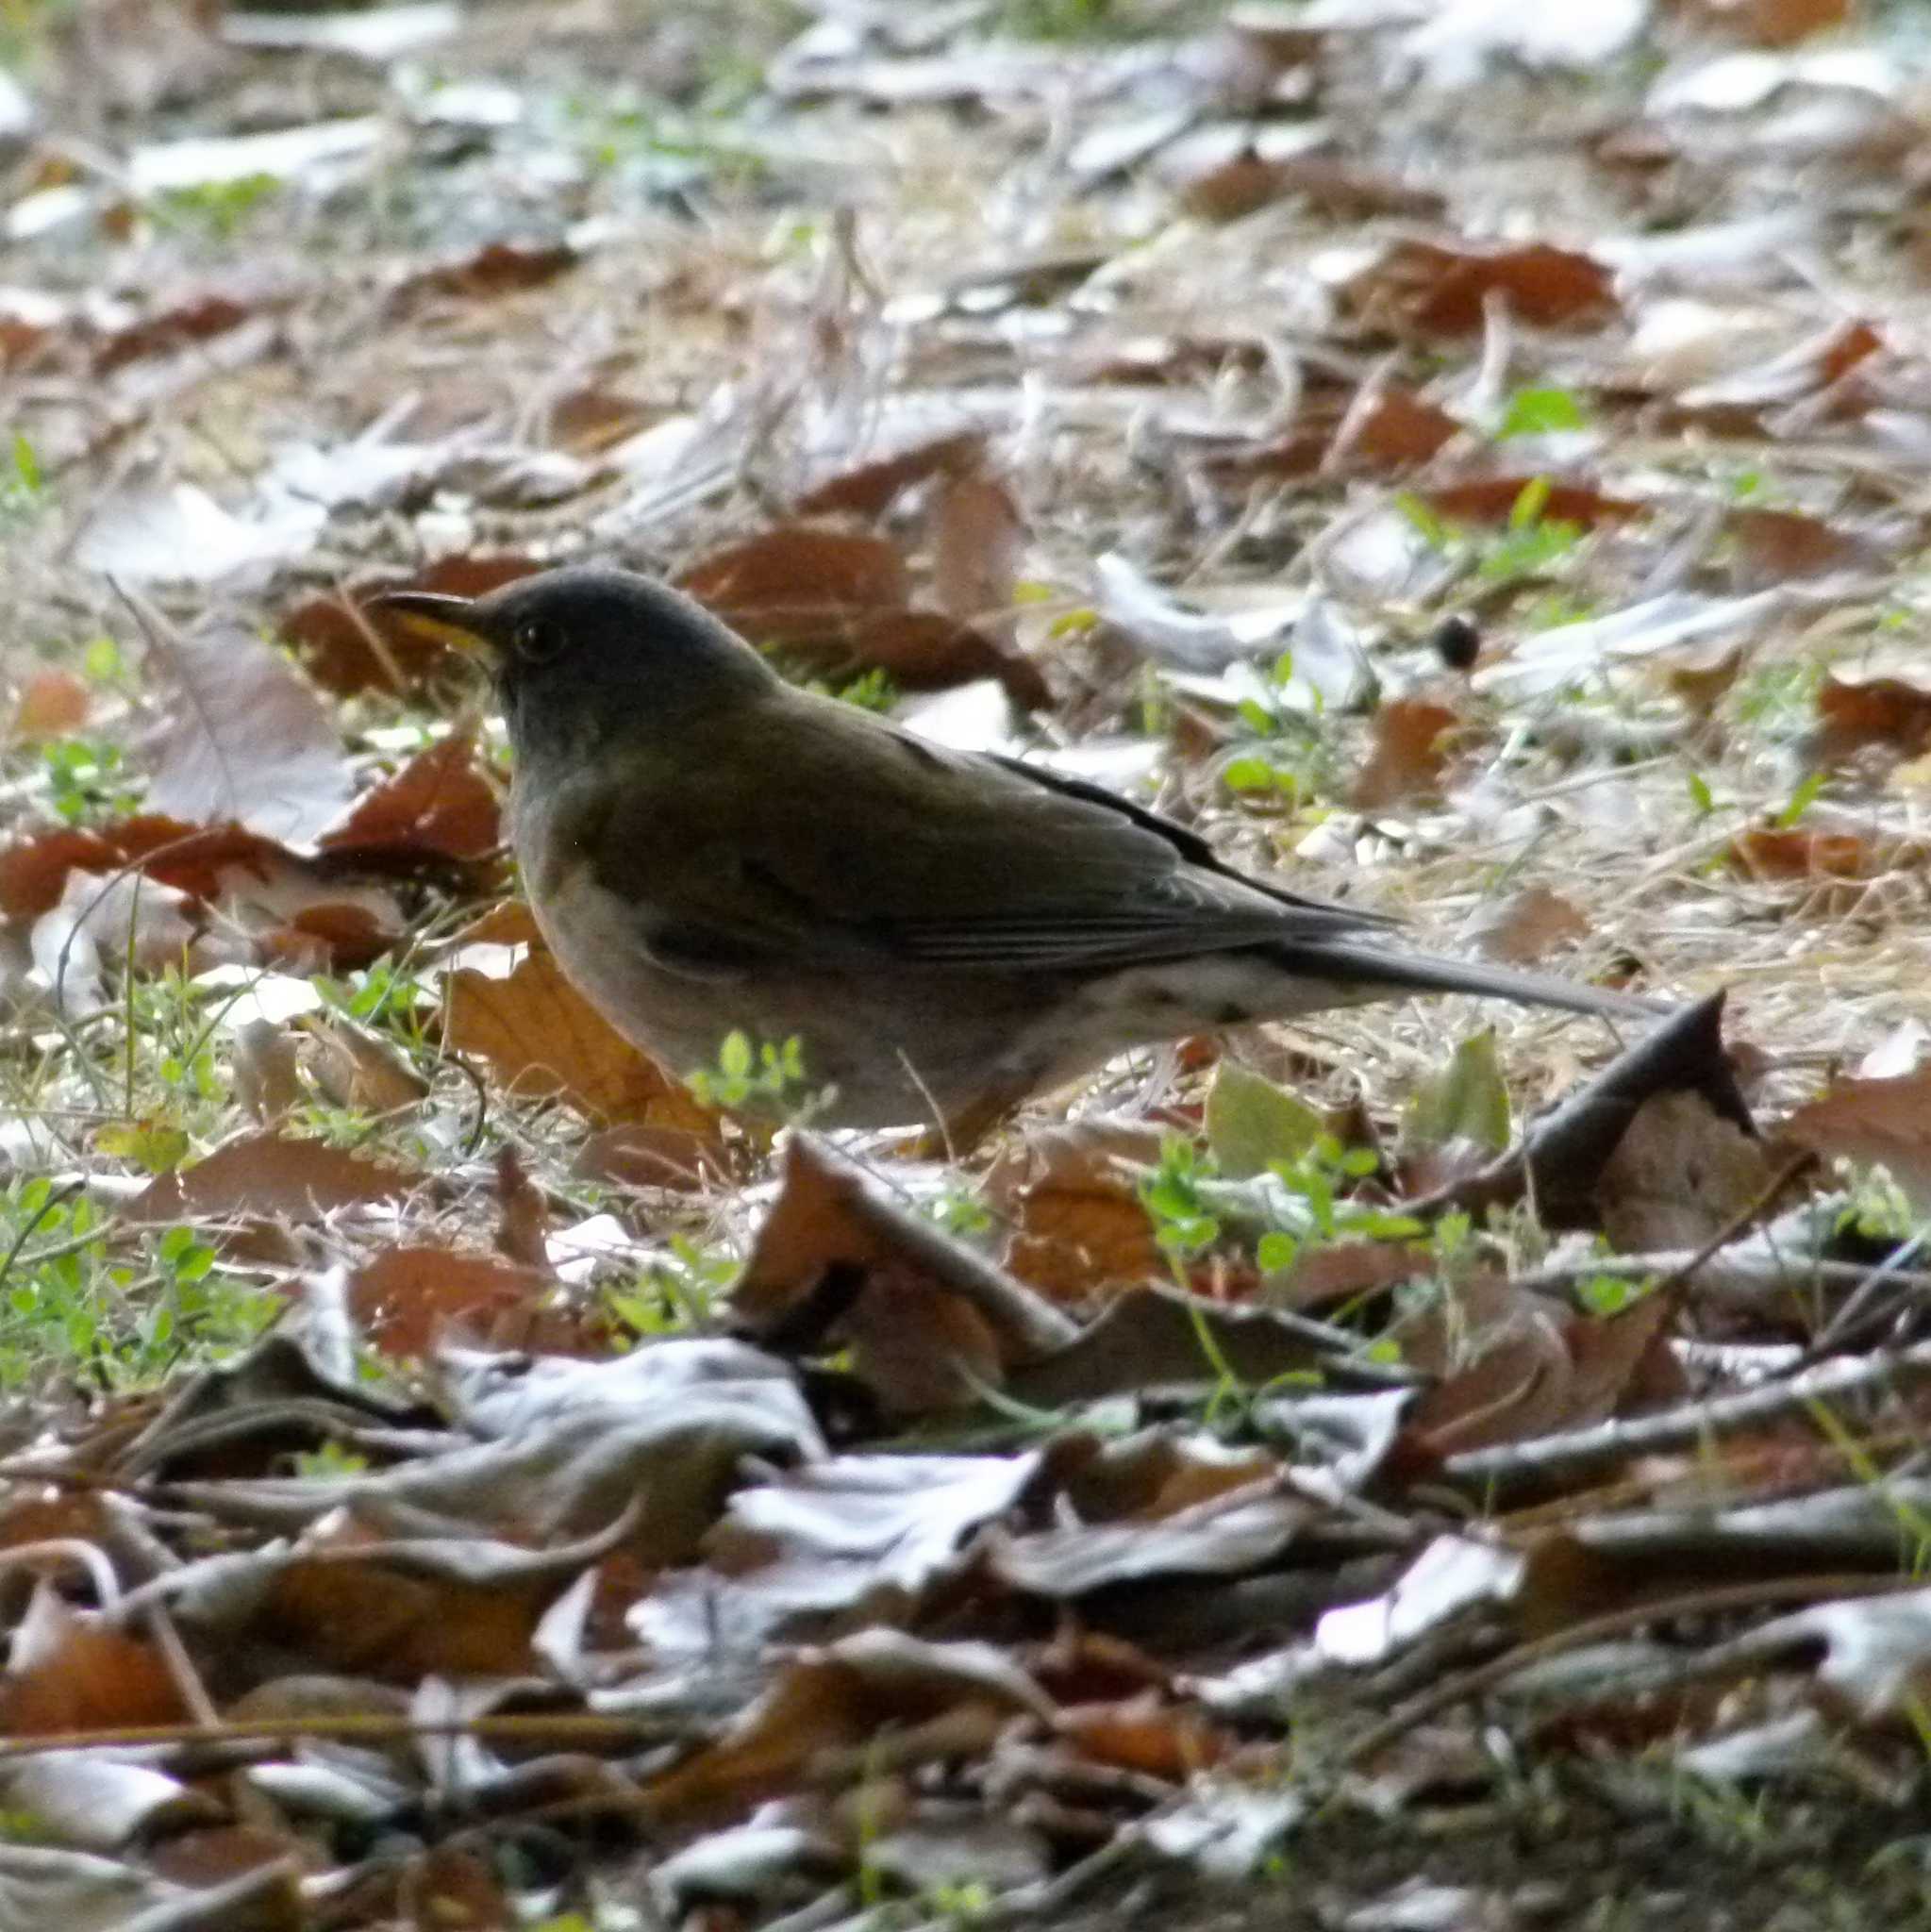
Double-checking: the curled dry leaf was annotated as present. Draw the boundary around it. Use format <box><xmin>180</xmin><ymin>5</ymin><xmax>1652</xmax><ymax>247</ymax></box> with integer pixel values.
<box><xmin>930</xmin><ymin>465</ymin><xmax>1025</xmax><ymax>625</ymax></box>
<box><xmin>297</xmin><ymin>1010</ymin><xmax>429</xmax><ymax>1115</ymax></box>
<box><xmin>1422</xmin><ymin>475</ymin><xmax>1642</xmax><ymax>529</ymax></box>
<box><xmin>1727</xmin><ymin>823</ymin><xmax>1877</xmax><ymax>880</ymax></box>
<box><xmin>738</xmin><ymin>1134</ymin><xmax>1076</xmax><ymax>1412</ymax></box>
<box><xmin>1814</xmin><ymin>672</ymin><xmax>1931</xmax><ymax>763</ymax></box>
<box><xmin>679</xmin><ymin>524</ymin><xmax>1048</xmax><ymax>706</ymax></box>
<box><xmin>0</xmin><ymin>1586</ymin><xmax>189</xmax><ymax>1735</ymax></box>
<box><xmin>444</xmin><ymin>942</ymin><xmax>724</xmax><ymax>1135</ymax></box>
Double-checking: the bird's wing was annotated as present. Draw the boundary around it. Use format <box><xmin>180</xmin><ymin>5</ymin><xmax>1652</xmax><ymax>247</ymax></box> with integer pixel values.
<box><xmin>589</xmin><ymin>692</ymin><xmax>1392</xmax><ymax>975</ymax></box>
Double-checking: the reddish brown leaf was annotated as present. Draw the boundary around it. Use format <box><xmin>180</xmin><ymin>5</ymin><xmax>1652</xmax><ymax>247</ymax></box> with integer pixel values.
<box><xmin>1352</xmin><ymin>697</ymin><xmax>1461</xmax><ymax>808</ymax></box>
<box><xmin>1471</xmin><ymin>886</ymin><xmax>1592</xmax><ymax>965</ymax></box>
<box><xmin>320</xmin><ymin>727</ymin><xmax>502</xmax><ymax>862</ymax></box>
<box><xmin>681</xmin><ymin>525</ymin><xmax>908</xmax><ymax>623</ymax></box>
<box><xmin>284</xmin><ymin>557</ymin><xmax>541</xmax><ymax>697</ymax></box>
<box><xmin>931</xmin><ymin>467</ymin><xmax>1024</xmax><ymax>625</ymax></box>
<box><xmin>396</xmin><ymin>239</ymin><xmax>578</xmax><ymax>307</ymax></box>
<box><xmin>127</xmin><ymin>1131</ymin><xmax>426</xmax><ymax>1223</ymax></box>
<box><xmin>1349</xmin><ymin>239</ymin><xmax>1618</xmax><ymax>337</ymax></box>
<box><xmin>1816</xmin><ymin>674</ymin><xmax>1931</xmax><ymax>761</ymax></box>
<box><xmin>0</xmin><ymin>1590</ymin><xmax>189</xmax><ymax>1734</ymax></box>
<box><xmin>1423</xmin><ymin>476</ymin><xmax>1641</xmax><ymax>528</ymax></box>
<box><xmin>797</xmin><ymin>430</ymin><xmax>988</xmax><ymax>517</ymax></box>
<box><xmin>350</xmin><ymin>1245</ymin><xmax>580</xmax><ymax>1357</ymax></box>
<box><xmin>1727</xmin><ymin>507</ymin><xmax>1867</xmax><ymax>583</ymax></box>
<box><xmin>1727</xmin><ymin>824</ymin><xmax>1875</xmax><ymax>879</ymax></box>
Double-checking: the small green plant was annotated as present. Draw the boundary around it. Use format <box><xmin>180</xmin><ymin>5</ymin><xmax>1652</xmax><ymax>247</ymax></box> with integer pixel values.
<box><xmin>2</xmin><ymin>432</ymin><xmax>42</xmax><ymax>524</ymax></box>
<box><xmin>291</xmin><ymin>1441</ymin><xmax>373</xmax><ymax>1479</ymax></box>
<box><xmin>41</xmin><ymin>735</ymin><xmax>140</xmax><ymax>823</ymax></box>
<box><xmin>1222</xmin><ymin>649</ymin><xmax>1337</xmax><ymax>804</ymax></box>
<box><xmin>607</xmin><ymin>1234</ymin><xmax>737</xmax><ymax>1338</ymax></box>
<box><xmin>1775</xmin><ymin>768</ymin><xmax>1825</xmax><ymax>827</ymax></box>
<box><xmin>1139</xmin><ymin>1134</ymin><xmax>1222</xmax><ymax>1260</ymax></box>
<box><xmin>688</xmin><ymin>1029</ymin><xmax>810</xmax><ymax>1112</ymax></box>
<box><xmin>1496</xmin><ymin>386</ymin><xmax>1589</xmax><ymax>440</ymax></box>
<box><xmin>154</xmin><ymin>174</ymin><xmax>279</xmax><ymax>239</ymax></box>
<box><xmin>1398</xmin><ymin>478</ymin><xmax>1585</xmax><ymax>589</ymax></box>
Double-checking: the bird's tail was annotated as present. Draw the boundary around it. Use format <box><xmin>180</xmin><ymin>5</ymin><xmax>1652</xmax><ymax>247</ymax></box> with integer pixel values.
<box><xmin>1284</xmin><ymin>940</ymin><xmax>1663</xmax><ymax>1024</ymax></box>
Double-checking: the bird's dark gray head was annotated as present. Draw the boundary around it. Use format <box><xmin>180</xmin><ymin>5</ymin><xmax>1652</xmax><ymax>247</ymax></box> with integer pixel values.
<box><xmin>371</xmin><ymin>564</ymin><xmax>775</xmax><ymax>766</ymax></box>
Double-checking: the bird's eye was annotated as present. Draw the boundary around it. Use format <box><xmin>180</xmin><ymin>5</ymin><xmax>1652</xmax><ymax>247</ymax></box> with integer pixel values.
<box><xmin>513</xmin><ymin>618</ymin><xmax>559</xmax><ymax>662</ymax></box>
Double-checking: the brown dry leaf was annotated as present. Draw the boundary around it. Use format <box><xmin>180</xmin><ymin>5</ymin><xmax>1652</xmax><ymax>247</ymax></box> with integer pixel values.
<box><xmin>681</xmin><ymin>525</ymin><xmax>1047</xmax><ymax>704</ymax></box>
<box><xmin>1471</xmin><ymin>886</ymin><xmax>1591</xmax><ymax>965</ymax></box>
<box><xmin>832</xmin><ymin>609</ymin><xmax>1050</xmax><ymax>707</ymax></box>
<box><xmin>1184</xmin><ymin>153</ymin><xmax>1444</xmax><ymax>224</ymax></box>
<box><xmin>285</xmin><ymin>557</ymin><xmax>541</xmax><ymax>697</ymax></box>
<box><xmin>297</xmin><ymin>1010</ymin><xmax>430</xmax><ymax>1115</ymax></box>
<box><xmin>1676</xmin><ymin>0</ymin><xmax>1852</xmax><ymax>45</ymax></box>
<box><xmin>8</xmin><ymin>666</ymin><xmax>91</xmax><ymax>742</ymax></box>
<box><xmin>262</xmin><ymin>1548</ymin><xmax>547</xmax><ymax>1681</ymax></box>
<box><xmin>1664</xmin><ymin>641</ymin><xmax>1746</xmax><ymax>722</ymax></box>
<box><xmin>127</xmin><ymin>1131</ymin><xmax>426</xmax><ymax>1224</ymax></box>
<box><xmin>444</xmin><ymin>944</ymin><xmax>722</xmax><ymax>1131</ymax></box>
<box><xmin>1352</xmin><ymin>697</ymin><xmax>1461</xmax><ymax>808</ymax></box>
<box><xmin>641</xmin><ymin>1632</ymin><xmax>1051</xmax><ymax>1822</ymax></box>
<box><xmin>546</xmin><ymin>386</ymin><xmax>655</xmax><ymax>453</ymax></box>
<box><xmin>1727</xmin><ymin>507</ymin><xmax>1870</xmax><ymax>584</ymax></box>
<box><xmin>319</xmin><ymin>727</ymin><xmax>502</xmax><ymax>863</ymax></box>
<box><xmin>1058</xmin><ymin>1697</ymin><xmax>1229</xmax><ymax>1778</ymax></box>
<box><xmin>797</xmin><ymin>429</ymin><xmax>988</xmax><ymax>517</ymax></box>
<box><xmin>988</xmin><ymin>1120</ymin><xmax>1168</xmax><ymax>1299</ymax></box>
<box><xmin>1593</xmin><ymin>1090</ymin><xmax>1778</xmax><ymax>1251</ymax></box>
<box><xmin>232</xmin><ymin>1019</ymin><xmax>303</xmax><ymax>1127</ymax></box>
<box><xmin>1784</xmin><ymin>1063</ymin><xmax>1931</xmax><ymax>1207</ymax></box>
<box><xmin>738</xmin><ymin>1134</ymin><xmax>1075</xmax><ymax>1412</ymax></box>
<box><xmin>1727</xmin><ymin>824</ymin><xmax>1875</xmax><ymax>880</ymax></box>
<box><xmin>574</xmin><ymin>1121</ymin><xmax>725</xmax><ymax>1191</ymax></box>
<box><xmin>1423</xmin><ymin>476</ymin><xmax>1641</xmax><ymax>528</ymax></box>
<box><xmin>92</xmin><ymin>289</ymin><xmax>258</xmax><ymax>373</ymax></box>
<box><xmin>1815</xmin><ymin>673</ymin><xmax>1931</xmax><ymax>762</ymax></box>
<box><xmin>144</xmin><ymin>625</ymin><xmax>354</xmax><ymax>846</ymax></box>
<box><xmin>0</xmin><ymin>1586</ymin><xmax>189</xmax><ymax>1734</ymax></box>
<box><xmin>1348</xmin><ymin>239</ymin><xmax>1618</xmax><ymax>337</ymax></box>
<box><xmin>931</xmin><ymin>466</ymin><xmax>1024</xmax><ymax>625</ymax></box>
<box><xmin>394</xmin><ymin>238</ymin><xmax>579</xmax><ymax>308</ymax></box>
<box><xmin>1400</xmin><ymin>1278</ymin><xmax>1574</xmax><ymax>1458</ymax></box>
<box><xmin>400</xmin><ymin>1846</ymin><xmax>515</xmax><ymax>1932</ymax></box>
<box><xmin>679</xmin><ymin>525</ymin><xmax>910</xmax><ymax>637</ymax></box>
<box><xmin>350</xmin><ymin>1246</ymin><xmax>582</xmax><ymax>1357</ymax></box>
<box><xmin>1340</xmin><ymin>386</ymin><xmax>1461</xmax><ymax>470</ymax></box>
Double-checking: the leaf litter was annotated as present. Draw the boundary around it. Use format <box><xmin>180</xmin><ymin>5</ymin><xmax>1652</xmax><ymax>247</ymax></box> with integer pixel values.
<box><xmin>3</xmin><ymin>1</ymin><xmax>1931</xmax><ymax>1927</ymax></box>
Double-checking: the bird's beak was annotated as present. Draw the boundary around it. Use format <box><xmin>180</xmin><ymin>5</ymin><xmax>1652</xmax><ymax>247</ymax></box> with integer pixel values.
<box><xmin>366</xmin><ymin>590</ymin><xmax>499</xmax><ymax>658</ymax></box>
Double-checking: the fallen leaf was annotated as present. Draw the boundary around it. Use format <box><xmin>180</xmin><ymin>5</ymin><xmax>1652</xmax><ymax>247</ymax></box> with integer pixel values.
<box><xmin>0</xmin><ymin>1586</ymin><xmax>189</xmax><ymax>1734</ymax></box>
<box><xmin>1785</xmin><ymin>1062</ymin><xmax>1931</xmax><ymax>1207</ymax></box>
<box><xmin>1346</xmin><ymin>239</ymin><xmax>1619</xmax><ymax>337</ymax></box>
<box><xmin>988</xmin><ymin>1120</ymin><xmax>1169</xmax><ymax>1298</ymax></box>
<box><xmin>1352</xmin><ymin>697</ymin><xmax>1461</xmax><ymax>808</ymax></box>
<box><xmin>319</xmin><ymin>727</ymin><xmax>501</xmax><ymax>863</ymax></box>
<box><xmin>285</xmin><ymin>557</ymin><xmax>540</xmax><ymax>697</ymax></box>
<box><xmin>444</xmin><ymin>943</ymin><xmax>722</xmax><ymax>1130</ymax></box>
<box><xmin>350</xmin><ymin>1245</ymin><xmax>573</xmax><ymax>1357</ymax></box>
<box><xmin>126</xmin><ymin>1131</ymin><xmax>426</xmax><ymax>1223</ymax></box>
<box><xmin>1815</xmin><ymin>674</ymin><xmax>1931</xmax><ymax>762</ymax></box>
<box><xmin>1727</xmin><ymin>507</ymin><xmax>1870</xmax><ymax>584</ymax></box>
<box><xmin>1728</xmin><ymin>824</ymin><xmax>1876</xmax><ymax>879</ymax></box>
<box><xmin>1470</xmin><ymin>887</ymin><xmax>1592</xmax><ymax>965</ymax></box>
<box><xmin>144</xmin><ymin>625</ymin><xmax>353</xmax><ymax>846</ymax></box>
<box><xmin>1594</xmin><ymin>1090</ymin><xmax>1779</xmax><ymax>1250</ymax></box>
<box><xmin>1423</xmin><ymin>476</ymin><xmax>1641</xmax><ymax>528</ymax></box>
<box><xmin>8</xmin><ymin>667</ymin><xmax>91</xmax><ymax>742</ymax></box>
<box><xmin>931</xmin><ymin>466</ymin><xmax>1024</xmax><ymax>625</ymax></box>
<box><xmin>394</xmin><ymin>238</ymin><xmax>579</xmax><ymax>307</ymax></box>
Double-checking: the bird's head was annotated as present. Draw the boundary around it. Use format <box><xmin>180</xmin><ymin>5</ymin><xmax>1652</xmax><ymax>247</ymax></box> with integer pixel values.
<box><xmin>371</xmin><ymin>565</ymin><xmax>776</xmax><ymax>766</ymax></box>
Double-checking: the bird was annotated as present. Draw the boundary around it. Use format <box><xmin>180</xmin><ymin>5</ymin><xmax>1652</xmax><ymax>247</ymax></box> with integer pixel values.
<box><xmin>373</xmin><ymin>565</ymin><xmax>1660</xmax><ymax>1140</ymax></box>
